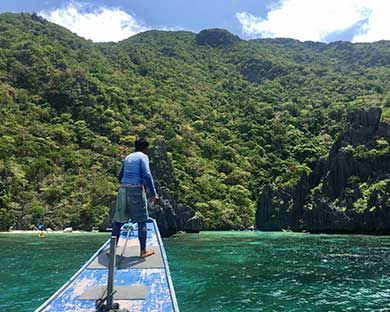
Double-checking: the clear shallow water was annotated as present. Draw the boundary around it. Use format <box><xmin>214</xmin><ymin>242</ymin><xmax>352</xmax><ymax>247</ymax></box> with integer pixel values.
<box><xmin>1</xmin><ymin>231</ymin><xmax>390</xmax><ymax>311</ymax></box>
<box><xmin>0</xmin><ymin>232</ymin><xmax>110</xmax><ymax>311</ymax></box>
<box><xmin>164</xmin><ymin>231</ymin><xmax>390</xmax><ymax>312</ymax></box>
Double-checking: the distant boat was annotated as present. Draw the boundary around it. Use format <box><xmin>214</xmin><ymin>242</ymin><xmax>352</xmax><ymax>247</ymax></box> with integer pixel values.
<box><xmin>282</xmin><ymin>228</ymin><xmax>293</xmax><ymax>232</ymax></box>
<box><xmin>35</xmin><ymin>218</ymin><xmax>179</xmax><ymax>312</ymax></box>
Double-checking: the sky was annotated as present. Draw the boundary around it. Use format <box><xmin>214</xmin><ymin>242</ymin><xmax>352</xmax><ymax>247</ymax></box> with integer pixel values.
<box><xmin>1</xmin><ymin>0</ymin><xmax>390</xmax><ymax>43</ymax></box>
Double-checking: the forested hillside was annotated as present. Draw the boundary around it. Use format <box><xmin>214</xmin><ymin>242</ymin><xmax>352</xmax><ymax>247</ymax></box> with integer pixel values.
<box><xmin>1</xmin><ymin>13</ymin><xmax>390</xmax><ymax>230</ymax></box>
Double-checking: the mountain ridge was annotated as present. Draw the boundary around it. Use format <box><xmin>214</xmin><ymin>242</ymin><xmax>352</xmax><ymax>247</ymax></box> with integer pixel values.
<box><xmin>2</xmin><ymin>13</ymin><xmax>390</xmax><ymax>233</ymax></box>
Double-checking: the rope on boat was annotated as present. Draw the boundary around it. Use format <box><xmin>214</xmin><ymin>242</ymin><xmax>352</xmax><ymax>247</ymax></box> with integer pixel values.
<box><xmin>120</xmin><ymin>224</ymin><xmax>135</xmax><ymax>257</ymax></box>
<box><xmin>116</xmin><ymin>223</ymin><xmax>135</xmax><ymax>267</ymax></box>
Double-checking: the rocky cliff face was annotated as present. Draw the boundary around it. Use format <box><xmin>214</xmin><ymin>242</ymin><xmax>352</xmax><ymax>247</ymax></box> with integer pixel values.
<box><xmin>149</xmin><ymin>139</ymin><xmax>204</xmax><ymax>237</ymax></box>
<box><xmin>256</xmin><ymin>108</ymin><xmax>390</xmax><ymax>233</ymax></box>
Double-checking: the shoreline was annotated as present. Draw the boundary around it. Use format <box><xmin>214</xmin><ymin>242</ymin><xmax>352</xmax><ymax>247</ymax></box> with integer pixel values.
<box><xmin>2</xmin><ymin>229</ymin><xmax>390</xmax><ymax>236</ymax></box>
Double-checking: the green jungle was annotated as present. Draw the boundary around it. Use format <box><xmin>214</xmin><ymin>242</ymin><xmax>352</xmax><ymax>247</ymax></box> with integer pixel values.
<box><xmin>1</xmin><ymin>13</ymin><xmax>390</xmax><ymax>231</ymax></box>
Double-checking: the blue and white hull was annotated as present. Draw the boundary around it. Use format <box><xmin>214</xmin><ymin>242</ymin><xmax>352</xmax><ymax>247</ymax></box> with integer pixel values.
<box><xmin>36</xmin><ymin>219</ymin><xmax>179</xmax><ymax>312</ymax></box>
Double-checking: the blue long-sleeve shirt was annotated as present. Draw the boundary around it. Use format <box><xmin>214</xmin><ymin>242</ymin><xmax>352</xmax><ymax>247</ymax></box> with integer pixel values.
<box><xmin>118</xmin><ymin>151</ymin><xmax>157</xmax><ymax>197</ymax></box>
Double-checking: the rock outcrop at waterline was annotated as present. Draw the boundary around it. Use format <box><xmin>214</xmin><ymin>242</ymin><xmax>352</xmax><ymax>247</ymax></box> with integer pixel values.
<box><xmin>256</xmin><ymin>108</ymin><xmax>390</xmax><ymax>233</ymax></box>
<box><xmin>149</xmin><ymin>139</ymin><xmax>204</xmax><ymax>237</ymax></box>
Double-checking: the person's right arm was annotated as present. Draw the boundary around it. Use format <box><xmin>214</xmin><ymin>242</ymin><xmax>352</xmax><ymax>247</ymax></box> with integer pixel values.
<box><xmin>140</xmin><ymin>155</ymin><xmax>159</xmax><ymax>204</ymax></box>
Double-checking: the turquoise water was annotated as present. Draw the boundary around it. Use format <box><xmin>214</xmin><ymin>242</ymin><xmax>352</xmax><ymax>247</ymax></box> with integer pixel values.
<box><xmin>1</xmin><ymin>231</ymin><xmax>390</xmax><ymax>311</ymax></box>
<box><xmin>0</xmin><ymin>232</ymin><xmax>110</xmax><ymax>311</ymax></box>
<box><xmin>164</xmin><ymin>231</ymin><xmax>390</xmax><ymax>312</ymax></box>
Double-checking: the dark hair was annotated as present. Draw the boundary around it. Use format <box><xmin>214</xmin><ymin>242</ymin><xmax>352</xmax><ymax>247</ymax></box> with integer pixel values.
<box><xmin>135</xmin><ymin>138</ymin><xmax>150</xmax><ymax>151</ymax></box>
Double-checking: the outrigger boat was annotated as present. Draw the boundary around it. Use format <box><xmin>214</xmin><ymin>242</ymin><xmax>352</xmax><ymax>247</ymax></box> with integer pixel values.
<box><xmin>36</xmin><ymin>218</ymin><xmax>179</xmax><ymax>312</ymax></box>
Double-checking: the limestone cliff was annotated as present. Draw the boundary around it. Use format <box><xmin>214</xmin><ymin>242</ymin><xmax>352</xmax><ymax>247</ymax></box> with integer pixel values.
<box><xmin>256</xmin><ymin>108</ymin><xmax>390</xmax><ymax>233</ymax></box>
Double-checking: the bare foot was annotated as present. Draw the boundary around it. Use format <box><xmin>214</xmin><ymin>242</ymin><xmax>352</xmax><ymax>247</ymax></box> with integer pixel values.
<box><xmin>105</xmin><ymin>249</ymin><xmax>110</xmax><ymax>256</ymax></box>
<box><xmin>140</xmin><ymin>249</ymin><xmax>155</xmax><ymax>258</ymax></box>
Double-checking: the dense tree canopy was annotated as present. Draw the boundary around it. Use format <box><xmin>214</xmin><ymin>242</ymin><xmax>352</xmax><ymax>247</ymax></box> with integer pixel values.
<box><xmin>1</xmin><ymin>13</ymin><xmax>390</xmax><ymax>230</ymax></box>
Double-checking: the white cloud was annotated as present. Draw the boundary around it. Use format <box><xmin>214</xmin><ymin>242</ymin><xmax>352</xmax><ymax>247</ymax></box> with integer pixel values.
<box><xmin>236</xmin><ymin>0</ymin><xmax>390</xmax><ymax>43</ymax></box>
<box><xmin>353</xmin><ymin>1</ymin><xmax>390</xmax><ymax>42</ymax></box>
<box><xmin>39</xmin><ymin>1</ymin><xmax>148</xmax><ymax>42</ymax></box>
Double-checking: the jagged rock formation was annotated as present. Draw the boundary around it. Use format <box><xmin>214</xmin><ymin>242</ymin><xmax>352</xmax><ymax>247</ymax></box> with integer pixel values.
<box><xmin>149</xmin><ymin>139</ymin><xmax>203</xmax><ymax>237</ymax></box>
<box><xmin>256</xmin><ymin>108</ymin><xmax>390</xmax><ymax>233</ymax></box>
<box><xmin>183</xmin><ymin>215</ymin><xmax>205</xmax><ymax>233</ymax></box>
<box><xmin>255</xmin><ymin>185</ymin><xmax>291</xmax><ymax>230</ymax></box>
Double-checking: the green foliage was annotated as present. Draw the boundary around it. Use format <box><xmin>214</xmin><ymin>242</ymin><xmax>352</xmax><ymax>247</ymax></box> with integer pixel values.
<box><xmin>354</xmin><ymin>179</ymin><xmax>390</xmax><ymax>212</ymax></box>
<box><xmin>2</xmin><ymin>13</ymin><xmax>390</xmax><ymax>229</ymax></box>
<box><xmin>347</xmin><ymin>139</ymin><xmax>390</xmax><ymax>160</ymax></box>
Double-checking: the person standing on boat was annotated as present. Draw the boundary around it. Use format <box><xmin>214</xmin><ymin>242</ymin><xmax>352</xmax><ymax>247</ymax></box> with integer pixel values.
<box><xmin>111</xmin><ymin>138</ymin><xmax>159</xmax><ymax>258</ymax></box>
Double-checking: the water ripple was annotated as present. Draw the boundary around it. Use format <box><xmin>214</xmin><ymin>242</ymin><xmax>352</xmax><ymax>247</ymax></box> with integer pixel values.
<box><xmin>165</xmin><ymin>232</ymin><xmax>390</xmax><ymax>312</ymax></box>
